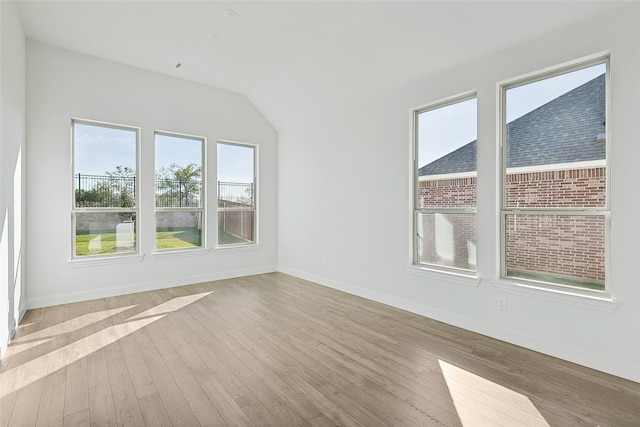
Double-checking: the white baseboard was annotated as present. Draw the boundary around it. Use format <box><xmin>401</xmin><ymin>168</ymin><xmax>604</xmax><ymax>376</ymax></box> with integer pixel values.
<box><xmin>25</xmin><ymin>265</ymin><xmax>278</xmax><ymax>309</ymax></box>
<box><xmin>277</xmin><ymin>265</ymin><xmax>640</xmax><ymax>383</ymax></box>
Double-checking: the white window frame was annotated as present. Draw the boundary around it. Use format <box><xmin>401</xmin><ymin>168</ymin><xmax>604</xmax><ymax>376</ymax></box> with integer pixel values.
<box><xmin>71</xmin><ymin>118</ymin><xmax>140</xmax><ymax>260</ymax></box>
<box><xmin>412</xmin><ymin>93</ymin><xmax>478</xmax><ymax>276</ymax></box>
<box><xmin>154</xmin><ymin>131</ymin><xmax>206</xmax><ymax>253</ymax></box>
<box><xmin>499</xmin><ymin>56</ymin><xmax>611</xmax><ymax>297</ymax></box>
<box><xmin>216</xmin><ymin>140</ymin><xmax>258</xmax><ymax>248</ymax></box>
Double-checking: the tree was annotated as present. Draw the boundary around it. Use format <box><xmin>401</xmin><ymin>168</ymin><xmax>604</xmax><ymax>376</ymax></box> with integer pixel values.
<box><xmin>155</xmin><ymin>163</ymin><xmax>202</xmax><ymax>207</ymax></box>
<box><xmin>104</xmin><ymin>165</ymin><xmax>136</xmax><ymax>208</ymax></box>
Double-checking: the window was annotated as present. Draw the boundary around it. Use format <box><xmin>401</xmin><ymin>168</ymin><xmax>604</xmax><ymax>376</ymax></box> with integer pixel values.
<box><xmin>501</xmin><ymin>59</ymin><xmax>608</xmax><ymax>293</ymax></box>
<box><xmin>72</xmin><ymin>119</ymin><xmax>139</xmax><ymax>258</ymax></box>
<box><xmin>155</xmin><ymin>132</ymin><xmax>205</xmax><ymax>251</ymax></box>
<box><xmin>414</xmin><ymin>95</ymin><xmax>477</xmax><ymax>273</ymax></box>
<box><xmin>217</xmin><ymin>142</ymin><xmax>257</xmax><ymax>246</ymax></box>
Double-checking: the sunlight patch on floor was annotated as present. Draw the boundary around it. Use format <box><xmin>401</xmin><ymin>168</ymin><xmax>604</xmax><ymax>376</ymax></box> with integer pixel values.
<box><xmin>0</xmin><ymin>292</ymin><xmax>212</xmax><ymax>398</ymax></box>
<box><xmin>439</xmin><ymin>359</ymin><xmax>550</xmax><ymax>427</ymax></box>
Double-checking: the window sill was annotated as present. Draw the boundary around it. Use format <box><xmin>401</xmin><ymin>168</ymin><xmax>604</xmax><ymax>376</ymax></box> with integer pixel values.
<box><xmin>216</xmin><ymin>243</ymin><xmax>261</xmax><ymax>253</ymax></box>
<box><xmin>406</xmin><ymin>265</ymin><xmax>480</xmax><ymax>287</ymax></box>
<box><xmin>68</xmin><ymin>254</ymin><xmax>145</xmax><ymax>268</ymax></box>
<box><xmin>491</xmin><ymin>280</ymin><xmax>618</xmax><ymax>312</ymax></box>
<box><xmin>152</xmin><ymin>248</ymin><xmax>210</xmax><ymax>260</ymax></box>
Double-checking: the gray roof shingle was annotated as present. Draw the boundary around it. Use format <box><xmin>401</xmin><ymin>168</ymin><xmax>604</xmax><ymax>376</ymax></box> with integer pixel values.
<box><xmin>419</xmin><ymin>74</ymin><xmax>606</xmax><ymax>176</ymax></box>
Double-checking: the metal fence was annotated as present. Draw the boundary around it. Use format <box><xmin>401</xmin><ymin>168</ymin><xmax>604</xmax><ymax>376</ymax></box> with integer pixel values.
<box><xmin>218</xmin><ymin>181</ymin><xmax>254</xmax><ymax>208</ymax></box>
<box><xmin>155</xmin><ymin>177</ymin><xmax>202</xmax><ymax>208</ymax></box>
<box><xmin>75</xmin><ymin>173</ymin><xmax>136</xmax><ymax>208</ymax></box>
<box><xmin>75</xmin><ymin>174</ymin><xmax>252</xmax><ymax>209</ymax></box>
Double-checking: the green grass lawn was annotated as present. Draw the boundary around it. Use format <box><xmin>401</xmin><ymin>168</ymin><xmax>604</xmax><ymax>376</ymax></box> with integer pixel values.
<box><xmin>156</xmin><ymin>228</ymin><xmax>201</xmax><ymax>250</ymax></box>
<box><xmin>75</xmin><ymin>231</ymin><xmax>137</xmax><ymax>256</ymax></box>
<box><xmin>76</xmin><ymin>227</ymin><xmax>250</xmax><ymax>256</ymax></box>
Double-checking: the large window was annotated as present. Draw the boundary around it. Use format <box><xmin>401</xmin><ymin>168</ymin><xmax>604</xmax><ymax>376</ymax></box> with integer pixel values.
<box><xmin>155</xmin><ymin>132</ymin><xmax>205</xmax><ymax>251</ymax></box>
<box><xmin>217</xmin><ymin>142</ymin><xmax>257</xmax><ymax>246</ymax></box>
<box><xmin>414</xmin><ymin>95</ymin><xmax>477</xmax><ymax>273</ymax></box>
<box><xmin>501</xmin><ymin>59</ymin><xmax>609</xmax><ymax>293</ymax></box>
<box><xmin>72</xmin><ymin>119</ymin><xmax>139</xmax><ymax>258</ymax></box>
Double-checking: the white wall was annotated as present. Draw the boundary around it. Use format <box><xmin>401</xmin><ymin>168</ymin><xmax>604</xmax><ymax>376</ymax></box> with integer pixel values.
<box><xmin>276</xmin><ymin>4</ymin><xmax>640</xmax><ymax>381</ymax></box>
<box><xmin>0</xmin><ymin>1</ymin><xmax>26</xmax><ymax>359</ymax></box>
<box><xmin>25</xmin><ymin>42</ymin><xmax>278</xmax><ymax>308</ymax></box>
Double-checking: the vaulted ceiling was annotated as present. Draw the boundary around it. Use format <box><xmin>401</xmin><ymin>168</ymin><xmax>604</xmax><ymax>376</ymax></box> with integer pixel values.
<box><xmin>16</xmin><ymin>1</ymin><xmax>626</xmax><ymax>129</ymax></box>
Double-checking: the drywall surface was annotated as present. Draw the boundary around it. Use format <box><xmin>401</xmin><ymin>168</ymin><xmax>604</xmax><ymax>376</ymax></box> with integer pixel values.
<box><xmin>276</xmin><ymin>4</ymin><xmax>640</xmax><ymax>381</ymax></box>
<box><xmin>0</xmin><ymin>1</ymin><xmax>26</xmax><ymax>359</ymax></box>
<box><xmin>25</xmin><ymin>42</ymin><xmax>277</xmax><ymax>308</ymax></box>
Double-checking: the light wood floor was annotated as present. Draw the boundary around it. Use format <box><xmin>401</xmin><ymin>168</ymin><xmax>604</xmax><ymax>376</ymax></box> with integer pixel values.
<box><xmin>1</xmin><ymin>273</ymin><xmax>638</xmax><ymax>426</ymax></box>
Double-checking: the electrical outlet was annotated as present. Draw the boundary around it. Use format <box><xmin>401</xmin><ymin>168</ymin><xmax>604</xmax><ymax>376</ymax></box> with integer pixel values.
<box><xmin>496</xmin><ymin>296</ymin><xmax>506</xmax><ymax>311</ymax></box>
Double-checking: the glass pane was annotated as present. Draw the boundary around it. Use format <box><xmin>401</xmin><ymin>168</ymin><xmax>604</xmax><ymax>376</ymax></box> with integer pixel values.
<box><xmin>75</xmin><ymin>212</ymin><xmax>136</xmax><ymax>256</ymax></box>
<box><xmin>417</xmin><ymin>97</ymin><xmax>477</xmax><ymax>209</ymax></box>
<box><xmin>416</xmin><ymin>212</ymin><xmax>476</xmax><ymax>271</ymax></box>
<box><xmin>155</xmin><ymin>134</ymin><xmax>203</xmax><ymax>208</ymax></box>
<box><xmin>217</xmin><ymin>144</ymin><xmax>255</xmax><ymax>208</ymax></box>
<box><xmin>218</xmin><ymin>211</ymin><xmax>255</xmax><ymax>245</ymax></box>
<box><xmin>74</xmin><ymin>123</ymin><xmax>137</xmax><ymax>208</ymax></box>
<box><xmin>505</xmin><ymin>214</ymin><xmax>605</xmax><ymax>291</ymax></box>
<box><xmin>505</xmin><ymin>63</ymin><xmax>607</xmax><ymax>208</ymax></box>
<box><xmin>156</xmin><ymin>211</ymin><xmax>202</xmax><ymax>250</ymax></box>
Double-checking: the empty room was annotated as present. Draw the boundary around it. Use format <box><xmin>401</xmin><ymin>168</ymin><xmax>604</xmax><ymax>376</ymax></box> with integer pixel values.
<box><xmin>1</xmin><ymin>1</ymin><xmax>639</xmax><ymax>426</ymax></box>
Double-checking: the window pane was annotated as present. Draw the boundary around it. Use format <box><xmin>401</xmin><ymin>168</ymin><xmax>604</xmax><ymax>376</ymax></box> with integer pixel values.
<box><xmin>417</xmin><ymin>97</ymin><xmax>477</xmax><ymax>209</ymax></box>
<box><xmin>156</xmin><ymin>211</ymin><xmax>202</xmax><ymax>250</ymax></box>
<box><xmin>416</xmin><ymin>212</ymin><xmax>476</xmax><ymax>271</ymax></box>
<box><xmin>218</xmin><ymin>211</ymin><xmax>255</xmax><ymax>245</ymax></box>
<box><xmin>505</xmin><ymin>214</ymin><xmax>605</xmax><ymax>291</ymax></box>
<box><xmin>74</xmin><ymin>123</ymin><xmax>137</xmax><ymax>208</ymax></box>
<box><xmin>505</xmin><ymin>63</ymin><xmax>606</xmax><ymax>208</ymax></box>
<box><xmin>217</xmin><ymin>144</ymin><xmax>255</xmax><ymax>208</ymax></box>
<box><xmin>75</xmin><ymin>212</ymin><xmax>136</xmax><ymax>256</ymax></box>
<box><xmin>155</xmin><ymin>134</ymin><xmax>203</xmax><ymax>208</ymax></box>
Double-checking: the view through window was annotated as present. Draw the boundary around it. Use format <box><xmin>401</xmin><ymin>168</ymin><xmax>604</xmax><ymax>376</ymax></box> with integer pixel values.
<box><xmin>502</xmin><ymin>60</ymin><xmax>608</xmax><ymax>292</ymax></box>
<box><xmin>72</xmin><ymin>120</ymin><xmax>138</xmax><ymax>257</ymax></box>
<box><xmin>414</xmin><ymin>96</ymin><xmax>477</xmax><ymax>272</ymax></box>
<box><xmin>217</xmin><ymin>142</ymin><xmax>257</xmax><ymax>246</ymax></box>
<box><xmin>155</xmin><ymin>132</ymin><xmax>205</xmax><ymax>251</ymax></box>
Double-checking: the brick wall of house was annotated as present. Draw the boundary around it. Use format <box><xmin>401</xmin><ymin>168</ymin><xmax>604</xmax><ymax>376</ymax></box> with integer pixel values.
<box><xmin>418</xmin><ymin>167</ymin><xmax>605</xmax><ymax>281</ymax></box>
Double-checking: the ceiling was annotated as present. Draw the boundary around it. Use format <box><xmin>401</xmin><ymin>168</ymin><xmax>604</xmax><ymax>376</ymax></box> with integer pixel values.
<box><xmin>16</xmin><ymin>1</ymin><xmax>626</xmax><ymax>128</ymax></box>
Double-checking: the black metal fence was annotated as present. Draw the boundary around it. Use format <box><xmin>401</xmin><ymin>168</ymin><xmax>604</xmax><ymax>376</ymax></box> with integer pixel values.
<box><xmin>75</xmin><ymin>173</ymin><xmax>136</xmax><ymax>208</ymax></box>
<box><xmin>155</xmin><ymin>177</ymin><xmax>202</xmax><ymax>208</ymax></box>
<box><xmin>75</xmin><ymin>174</ymin><xmax>252</xmax><ymax>209</ymax></box>
<box><xmin>218</xmin><ymin>181</ymin><xmax>254</xmax><ymax>208</ymax></box>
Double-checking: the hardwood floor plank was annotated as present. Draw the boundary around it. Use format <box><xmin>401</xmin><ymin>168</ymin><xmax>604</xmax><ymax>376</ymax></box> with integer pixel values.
<box><xmin>136</xmin><ymin>392</ymin><xmax>173</xmax><ymax>427</ymax></box>
<box><xmin>86</xmin><ymin>350</ymin><xmax>117</xmax><ymax>426</ymax></box>
<box><xmin>104</xmin><ymin>342</ymin><xmax>145</xmax><ymax>427</ymax></box>
<box><xmin>35</xmin><ymin>381</ymin><xmax>65</xmax><ymax>427</ymax></box>
<box><xmin>195</xmin><ymin>369</ymin><xmax>256</xmax><ymax>427</ymax></box>
<box><xmin>164</xmin><ymin>356</ymin><xmax>227</xmax><ymax>426</ymax></box>
<box><xmin>143</xmin><ymin>353</ymin><xmax>200</xmax><ymax>426</ymax></box>
<box><xmin>7</xmin><ymin>380</ymin><xmax>43</xmax><ymax>427</ymax></box>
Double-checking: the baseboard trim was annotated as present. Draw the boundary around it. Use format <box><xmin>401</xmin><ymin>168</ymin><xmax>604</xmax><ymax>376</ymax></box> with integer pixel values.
<box><xmin>277</xmin><ymin>266</ymin><xmax>640</xmax><ymax>383</ymax></box>
<box><xmin>25</xmin><ymin>265</ymin><xmax>278</xmax><ymax>309</ymax></box>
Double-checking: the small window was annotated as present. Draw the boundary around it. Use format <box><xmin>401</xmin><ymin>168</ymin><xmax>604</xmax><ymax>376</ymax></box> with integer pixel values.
<box><xmin>72</xmin><ymin>119</ymin><xmax>139</xmax><ymax>258</ymax></box>
<box><xmin>414</xmin><ymin>95</ymin><xmax>477</xmax><ymax>273</ymax></box>
<box><xmin>217</xmin><ymin>142</ymin><xmax>257</xmax><ymax>246</ymax></box>
<box><xmin>501</xmin><ymin>59</ymin><xmax>608</xmax><ymax>293</ymax></box>
<box><xmin>155</xmin><ymin>132</ymin><xmax>205</xmax><ymax>251</ymax></box>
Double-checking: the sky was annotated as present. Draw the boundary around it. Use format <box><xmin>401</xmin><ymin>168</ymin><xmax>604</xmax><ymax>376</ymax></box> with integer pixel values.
<box><xmin>418</xmin><ymin>62</ymin><xmax>606</xmax><ymax>167</ymax></box>
<box><xmin>75</xmin><ymin>126</ymin><xmax>254</xmax><ymax>184</ymax></box>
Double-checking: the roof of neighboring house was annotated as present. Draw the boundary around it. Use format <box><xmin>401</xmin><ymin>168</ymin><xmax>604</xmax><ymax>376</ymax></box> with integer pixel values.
<box><xmin>419</xmin><ymin>73</ymin><xmax>606</xmax><ymax>176</ymax></box>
